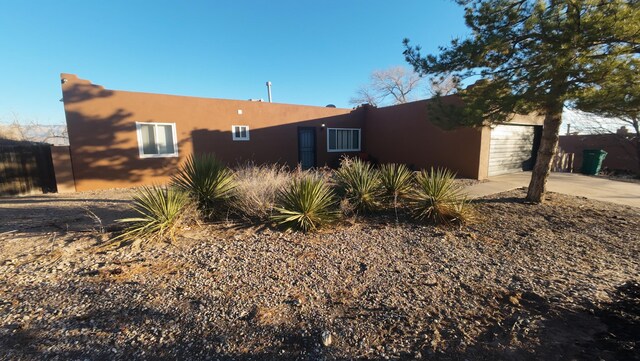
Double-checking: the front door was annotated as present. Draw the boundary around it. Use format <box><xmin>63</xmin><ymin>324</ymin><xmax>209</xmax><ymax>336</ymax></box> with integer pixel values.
<box><xmin>298</xmin><ymin>127</ymin><xmax>316</xmax><ymax>169</ymax></box>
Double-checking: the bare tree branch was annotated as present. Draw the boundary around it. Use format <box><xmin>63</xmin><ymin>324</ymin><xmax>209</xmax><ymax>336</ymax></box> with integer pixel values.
<box><xmin>350</xmin><ymin>66</ymin><xmax>424</xmax><ymax>107</ymax></box>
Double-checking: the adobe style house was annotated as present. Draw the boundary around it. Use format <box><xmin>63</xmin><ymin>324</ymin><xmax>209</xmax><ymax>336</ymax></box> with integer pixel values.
<box><xmin>57</xmin><ymin>73</ymin><xmax>543</xmax><ymax>192</ymax></box>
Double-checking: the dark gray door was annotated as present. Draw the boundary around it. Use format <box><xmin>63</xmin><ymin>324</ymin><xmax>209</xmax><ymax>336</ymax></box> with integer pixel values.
<box><xmin>298</xmin><ymin>127</ymin><xmax>316</xmax><ymax>169</ymax></box>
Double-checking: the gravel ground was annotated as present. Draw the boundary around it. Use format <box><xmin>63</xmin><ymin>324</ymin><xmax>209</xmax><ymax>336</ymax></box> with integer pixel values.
<box><xmin>1</xmin><ymin>188</ymin><xmax>639</xmax><ymax>360</ymax></box>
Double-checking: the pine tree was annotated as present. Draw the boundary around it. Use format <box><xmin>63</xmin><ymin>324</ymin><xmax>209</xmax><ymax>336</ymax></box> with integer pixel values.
<box><xmin>404</xmin><ymin>0</ymin><xmax>640</xmax><ymax>202</ymax></box>
<box><xmin>575</xmin><ymin>64</ymin><xmax>640</xmax><ymax>173</ymax></box>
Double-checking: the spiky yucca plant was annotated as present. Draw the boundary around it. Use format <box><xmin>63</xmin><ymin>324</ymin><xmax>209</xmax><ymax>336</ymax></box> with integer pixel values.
<box><xmin>379</xmin><ymin>163</ymin><xmax>414</xmax><ymax>209</ymax></box>
<box><xmin>171</xmin><ymin>154</ymin><xmax>235</xmax><ymax>217</ymax></box>
<box><xmin>407</xmin><ymin>167</ymin><xmax>474</xmax><ymax>224</ymax></box>
<box><xmin>334</xmin><ymin>157</ymin><xmax>383</xmax><ymax>213</ymax></box>
<box><xmin>271</xmin><ymin>173</ymin><xmax>338</xmax><ymax>232</ymax></box>
<box><xmin>115</xmin><ymin>185</ymin><xmax>192</xmax><ymax>243</ymax></box>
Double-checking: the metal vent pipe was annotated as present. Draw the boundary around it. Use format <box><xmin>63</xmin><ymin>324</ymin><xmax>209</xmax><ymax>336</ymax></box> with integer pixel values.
<box><xmin>266</xmin><ymin>81</ymin><xmax>272</xmax><ymax>103</ymax></box>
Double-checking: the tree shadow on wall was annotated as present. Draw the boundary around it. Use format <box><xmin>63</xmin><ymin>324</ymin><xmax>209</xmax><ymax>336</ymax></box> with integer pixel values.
<box><xmin>62</xmin><ymin>82</ymin><xmax>114</xmax><ymax>104</ymax></box>
<box><xmin>64</xmin><ymin>108</ymin><xmax>188</xmax><ymax>186</ymax></box>
<box><xmin>190</xmin><ymin>112</ymin><xmax>366</xmax><ymax>170</ymax></box>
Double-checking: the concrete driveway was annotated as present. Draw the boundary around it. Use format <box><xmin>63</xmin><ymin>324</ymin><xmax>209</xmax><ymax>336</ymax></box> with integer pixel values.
<box><xmin>465</xmin><ymin>172</ymin><xmax>640</xmax><ymax>208</ymax></box>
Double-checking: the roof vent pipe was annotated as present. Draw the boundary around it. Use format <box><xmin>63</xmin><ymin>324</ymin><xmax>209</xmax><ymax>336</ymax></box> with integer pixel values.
<box><xmin>266</xmin><ymin>81</ymin><xmax>272</xmax><ymax>103</ymax></box>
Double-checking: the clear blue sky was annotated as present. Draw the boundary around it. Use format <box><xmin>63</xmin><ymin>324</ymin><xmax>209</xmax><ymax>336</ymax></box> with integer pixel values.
<box><xmin>0</xmin><ymin>0</ymin><xmax>469</xmax><ymax>125</ymax></box>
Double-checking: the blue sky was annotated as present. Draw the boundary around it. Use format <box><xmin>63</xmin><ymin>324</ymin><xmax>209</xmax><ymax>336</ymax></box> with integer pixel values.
<box><xmin>0</xmin><ymin>1</ymin><xmax>469</xmax><ymax>125</ymax></box>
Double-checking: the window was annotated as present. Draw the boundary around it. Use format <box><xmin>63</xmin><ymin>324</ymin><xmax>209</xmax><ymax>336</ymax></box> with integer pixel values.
<box><xmin>135</xmin><ymin>122</ymin><xmax>178</xmax><ymax>158</ymax></box>
<box><xmin>327</xmin><ymin>128</ymin><xmax>361</xmax><ymax>152</ymax></box>
<box><xmin>232</xmin><ymin>125</ymin><xmax>250</xmax><ymax>141</ymax></box>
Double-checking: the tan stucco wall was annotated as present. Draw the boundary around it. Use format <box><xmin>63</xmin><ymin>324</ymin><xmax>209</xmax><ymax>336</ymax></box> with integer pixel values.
<box><xmin>560</xmin><ymin>134</ymin><xmax>639</xmax><ymax>173</ymax></box>
<box><xmin>504</xmin><ymin>112</ymin><xmax>545</xmax><ymax>126</ymax></box>
<box><xmin>477</xmin><ymin>126</ymin><xmax>492</xmax><ymax>180</ymax></box>
<box><xmin>50</xmin><ymin>145</ymin><xmax>76</xmax><ymax>193</ymax></box>
<box><xmin>61</xmin><ymin>74</ymin><xmax>364</xmax><ymax>191</ymax></box>
<box><xmin>363</xmin><ymin>100</ymin><xmax>486</xmax><ymax>179</ymax></box>
<box><xmin>61</xmin><ymin>74</ymin><xmax>543</xmax><ymax>190</ymax></box>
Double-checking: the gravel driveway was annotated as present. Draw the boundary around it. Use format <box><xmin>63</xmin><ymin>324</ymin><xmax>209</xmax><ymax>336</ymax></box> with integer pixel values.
<box><xmin>1</xmin><ymin>188</ymin><xmax>639</xmax><ymax>360</ymax></box>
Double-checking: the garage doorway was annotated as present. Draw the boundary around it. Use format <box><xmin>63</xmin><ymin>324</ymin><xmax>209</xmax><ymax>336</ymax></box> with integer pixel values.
<box><xmin>488</xmin><ymin>124</ymin><xmax>542</xmax><ymax>176</ymax></box>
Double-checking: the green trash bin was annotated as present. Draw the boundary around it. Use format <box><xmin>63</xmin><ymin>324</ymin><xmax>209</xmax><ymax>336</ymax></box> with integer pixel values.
<box><xmin>581</xmin><ymin>149</ymin><xmax>608</xmax><ymax>175</ymax></box>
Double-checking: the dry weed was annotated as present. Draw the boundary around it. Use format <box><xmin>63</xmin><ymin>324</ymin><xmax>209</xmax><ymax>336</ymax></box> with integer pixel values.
<box><xmin>230</xmin><ymin>163</ymin><xmax>290</xmax><ymax>221</ymax></box>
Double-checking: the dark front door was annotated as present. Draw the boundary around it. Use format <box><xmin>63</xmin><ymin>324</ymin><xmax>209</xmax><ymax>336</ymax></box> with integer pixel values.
<box><xmin>298</xmin><ymin>127</ymin><xmax>316</xmax><ymax>169</ymax></box>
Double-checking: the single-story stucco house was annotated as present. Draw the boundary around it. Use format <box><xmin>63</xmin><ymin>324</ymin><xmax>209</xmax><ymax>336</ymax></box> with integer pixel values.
<box><xmin>56</xmin><ymin>73</ymin><xmax>543</xmax><ymax>192</ymax></box>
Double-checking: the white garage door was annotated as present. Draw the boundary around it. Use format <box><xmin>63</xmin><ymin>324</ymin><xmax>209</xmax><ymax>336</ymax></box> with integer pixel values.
<box><xmin>488</xmin><ymin>124</ymin><xmax>536</xmax><ymax>176</ymax></box>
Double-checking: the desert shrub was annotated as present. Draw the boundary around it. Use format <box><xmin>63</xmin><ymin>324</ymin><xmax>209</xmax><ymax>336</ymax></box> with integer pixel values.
<box><xmin>230</xmin><ymin>163</ymin><xmax>290</xmax><ymax>220</ymax></box>
<box><xmin>115</xmin><ymin>185</ymin><xmax>193</xmax><ymax>243</ymax></box>
<box><xmin>171</xmin><ymin>154</ymin><xmax>235</xmax><ymax>217</ymax></box>
<box><xmin>379</xmin><ymin>163</ymin><xmax>414</xmax><ymax>207</ymax></box>
<box><xmin>334</xmin><ymin>157</ymin><xmax>383</xmax><ymax>213</ymax></box>
<box><xmin>407</xmin><ymin>167</ymin><xmax>475</xmax><ymax>224</ymax></box>
<box><xmin>271</xmin><ymin>173</ymin><xmax>338</xmax><ymax>232</ymax></box>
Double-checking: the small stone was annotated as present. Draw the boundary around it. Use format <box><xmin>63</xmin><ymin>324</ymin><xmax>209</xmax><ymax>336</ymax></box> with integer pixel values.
<box><xmin>425</xmin><ymin>276</ymin><xmax>437</xmax><ymax>286</ymax></box>
<box><xmin>321</xmin><ymin>330</ymin><xmax>332</xmax><ymax>347</ymax></box>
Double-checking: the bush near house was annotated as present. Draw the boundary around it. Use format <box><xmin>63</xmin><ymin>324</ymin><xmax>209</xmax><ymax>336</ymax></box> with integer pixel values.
<box><xmin>116</xmin><ymin>156</ymin><xmax>475</xmax><ymax>237</ymax></box>
<box><xmin>114</xmin><ymin>185</ymin><xmax>194</xmax><ymax>244</ymax></box>
<box><xmin>334</xmin><ymin>157</ymin><xmax>384</xmax><ymax>213</ymax></box>
<box><xmin>407</xmin><ymin>167</ymin><xmax>475</xmax><ymax>224</ymax></box>
<box><xmin>379</xmin><ymin>163</ymin><xmax>414</xmax><ymax>209</ymax></box>
<box><xmin>230</xmin><ymin>163</ymin><xmax>290</xmax><ymax>221</ymax></box>
<box><xmin>271</xmin><ymin>172</ymin><xmax>339</xmax><ymax>232</ymax></box>
<box><xmin>171</xmin><ymin>154</ymin><xmax>235</xmax><ymax>218</ymax></box>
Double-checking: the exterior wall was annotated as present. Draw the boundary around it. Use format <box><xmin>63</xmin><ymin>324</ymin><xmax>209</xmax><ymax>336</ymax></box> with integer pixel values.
<box><xmin>363</xmin><ymin>99</ymin><xmax>486</xmax><ymax>179</ymax></box>
<box><xmin>50</xmin><ymin>146</ymin><xmax>76</xmax><ymax>193</ymax></box>
<box><xmin>363</xmin><ymin>100</ymin><xmax>544</xmax><ymax>180</ymax></box>
<box><xmin>504</xmin><ymin>113</ymin><xmax>545</xmax><ymax>126</ymax></box>
<box><xmin>61</xmin><ymin>74</ymin><xmax>364</xmax><ymax>191</ymax></box>
<box><xmin>477</xmin><ymin>126</ymin><xmax>492</xmax><ymax>179</ymax></box>
<box><xmin>560</xmin><ymin>134</ymin><xmax>639</xmax><ymax>173</ymax></box>
<box><xmin>60</xmin><ymin>73</ymin><xmax>547</xmax><ymax>191</ymax></box>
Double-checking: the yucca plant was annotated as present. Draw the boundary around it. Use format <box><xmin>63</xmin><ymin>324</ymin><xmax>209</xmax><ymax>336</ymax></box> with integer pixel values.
<box><xmin>379</xmin><ymin>163</ymin><xmax>414</xmax><ymax>212</ymax></box>
<box><xmin>171</xmin><ymin>154</ymin><xmax>235</xmax><ymax>217</ymax></box>
<box><xmin>114</xmin><ymin>185</ymin><xmax>192</xmax><ymax>243</ymax></box>
<box><xmin>334</xmin><ymin>157</ymin><xmax>383</xmax><ymax>213</ymax></box>
<box><xmin>271</xmin><ymin>173</ymin><xmax>338</xmax><ymax>232</ymax></box>
<box><xmin>407</xmin><ymin>167</ymin><xmax>474</xmax><ymax>224</ymax></box>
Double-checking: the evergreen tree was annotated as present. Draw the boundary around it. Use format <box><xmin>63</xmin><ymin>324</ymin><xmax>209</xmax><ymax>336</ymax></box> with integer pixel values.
<box><xmin>404</xmin><ymin>0</ymin><xmax>640</xmax><ymax>202</ymax></box>
<box><xmin>575</xmin><ymin>64</ymin><xmax>640</xmax><ymax>173</ymax></box>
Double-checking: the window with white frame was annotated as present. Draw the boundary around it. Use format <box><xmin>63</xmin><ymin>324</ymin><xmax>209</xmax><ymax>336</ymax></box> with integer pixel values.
<box><xmin>327</xmin><ymin>128</ymin><xmax>361</xmax><ymax>152</ymax></box>
<box><xmin>135</xmin><ymin>122</ymin><xmax>178</xmax><ymax>158</ymax></box>
<box><xmin>232</xmin><ymin>125</ymin><xmax>250</xmax><ymax>141</ymax></box>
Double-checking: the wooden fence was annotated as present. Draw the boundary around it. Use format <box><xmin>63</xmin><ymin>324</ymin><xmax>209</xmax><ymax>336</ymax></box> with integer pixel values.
<box><xmin>0</xmin><ymin>143</ymin><xmax>57</xmax><ymax>196</ymax></box>
<box><xmin>552</xmin><ymin>148</ymin><xmax>575</xmax><ymax>173</ymax></box>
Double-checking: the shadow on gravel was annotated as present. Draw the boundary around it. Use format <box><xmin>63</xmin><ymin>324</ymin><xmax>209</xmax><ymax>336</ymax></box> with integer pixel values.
<box><xmin>2</xmin><ymin>275</ymin><xmax>638</xmax><ymax>360</ymax></box>
<box><xmin>471</xmin><ymin>196</ymin><xmax>526</xmax><ymax>205</ymax></box>
<box><xmin>0</xmin><ymin>204</ymin><xmax>135</xmax><ymax>234</ymax></box>
<box><xmin>0</xmin><ymin>280</ymin><xmax>335</xmax><ymax>361</ymax></box>
<box><xmin>431</xmin><ymin>280</ymin><xmax>640</xmax><ymax>361</ymax></box>
<box><xmin>0</xmin><ymin>198</ymin><xmax>132</xmax><ymax>204</ymax></box>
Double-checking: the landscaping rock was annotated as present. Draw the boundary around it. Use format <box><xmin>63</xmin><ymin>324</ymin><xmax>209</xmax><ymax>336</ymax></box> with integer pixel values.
<box><xmin>321</xmin><ymin>330</ymin><xmax>332</xmax><ymax>347</ymax></box>
<box><xmin>0</xmin><ymin>188</ymin><xmax>638</xmax><ymax>359</ymax></box>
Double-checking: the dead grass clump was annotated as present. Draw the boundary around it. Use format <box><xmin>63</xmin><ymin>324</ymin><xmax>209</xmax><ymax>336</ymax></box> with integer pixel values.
<box><xmin>230</xmin><ymin>163</ymin><xmax>290</xmax><ymax>221</ymax></box>
<box><xmin>250</xmin><ymin>305</ymin><xmax>287</xmax><ymax>327</ymax></box>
